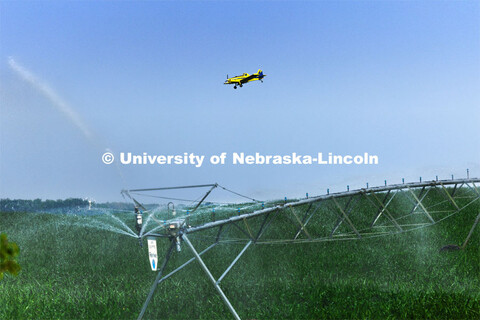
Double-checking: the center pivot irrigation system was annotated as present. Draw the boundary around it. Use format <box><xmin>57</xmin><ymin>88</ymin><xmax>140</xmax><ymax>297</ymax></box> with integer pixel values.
<box><xmin>121</xmin><ymin>176</ymin><xmax>480</xmax><ymax>320</ymax></box>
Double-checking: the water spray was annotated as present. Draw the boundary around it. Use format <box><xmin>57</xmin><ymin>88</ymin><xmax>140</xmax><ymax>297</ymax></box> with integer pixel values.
<box><xmin>9</xmin><ymin>58</ymin><xmax>130</xmax><ymax>192</ymax></box>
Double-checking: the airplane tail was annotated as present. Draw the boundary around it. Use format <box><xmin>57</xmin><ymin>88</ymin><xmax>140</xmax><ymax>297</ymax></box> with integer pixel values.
<box><xmin>258</xmin><ymin>69</ymin><xmax>265</xmax><ymax>78</ymax></box>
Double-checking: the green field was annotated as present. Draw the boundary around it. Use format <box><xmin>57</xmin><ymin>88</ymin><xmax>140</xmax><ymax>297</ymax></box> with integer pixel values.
<box><xmin>1</xmin><ymin>189</ymin><xmax>479</xmax><ymax>319</ymax></box>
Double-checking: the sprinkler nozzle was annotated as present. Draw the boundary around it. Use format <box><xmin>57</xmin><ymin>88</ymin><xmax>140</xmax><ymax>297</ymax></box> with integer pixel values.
<box><xmin>135</xmin><ymin>207</ymin><xmax>143</xmax><ymax>234</ymax></box>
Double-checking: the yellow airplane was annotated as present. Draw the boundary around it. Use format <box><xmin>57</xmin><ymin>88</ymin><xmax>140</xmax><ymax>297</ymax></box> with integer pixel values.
<box><xmin>224</xmin><ymin>69</ymin><xmax>266</xmax><ymax>89</ymax></box>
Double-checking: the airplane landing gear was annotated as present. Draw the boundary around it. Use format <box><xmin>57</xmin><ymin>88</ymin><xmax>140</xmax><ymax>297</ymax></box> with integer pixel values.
<box><xmin>234</xmin><ymin>86</ymin><xmax>237</xmax><ymax>89</ymax></box>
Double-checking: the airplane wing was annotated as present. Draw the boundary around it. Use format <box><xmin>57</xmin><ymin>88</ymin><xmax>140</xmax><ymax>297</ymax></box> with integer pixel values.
<box><xmin>240</xmin><ymin>74</ymin><xmax>257</xmax><ymax>83</ymax></box>
<box><xmin>224</xmin><ymin>77</ymin><xmax>242</xmax><ymax>85</ymax></box>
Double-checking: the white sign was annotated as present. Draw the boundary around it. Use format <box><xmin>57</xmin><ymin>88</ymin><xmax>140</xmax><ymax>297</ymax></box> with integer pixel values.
<box><xmin>147</xmin><ymin>237</ymin><xmax>158</xmax><ymax>271</ymax></box>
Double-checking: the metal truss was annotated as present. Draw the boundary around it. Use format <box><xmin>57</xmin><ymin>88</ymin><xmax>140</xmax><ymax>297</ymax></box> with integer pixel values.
<box><xmin>137</xmin><ymin>178</ymin><xmax>480</xmax><ymax>320</ymax></box>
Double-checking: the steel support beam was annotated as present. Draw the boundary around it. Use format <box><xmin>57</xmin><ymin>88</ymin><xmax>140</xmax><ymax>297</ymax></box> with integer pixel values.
<box><xmin>231</xmin><ymin>221</ymin><xmax>255</xmax><ymax>241</ymax></box>
<box><xmin>129</xmin><ymin>184</ymin><xmax>217</xmax><ymax>192</ymax></box>
<box><xmin>462</xmin><ymin>212</ymin><xmax>480</xmax><ymax>249</ymax></box>
<box><xmin>331</xmin><ymin>197</ymin><xmax>361</xmax><ymax>238</ymax></box>
<box><xmin>330</xmin><ymin>195</ymin><xmax>358</xmax><ymax>236</ymax></box>
<box><xmin>217</xmin><ymin>241</ymin><xmax>252</xmax><ymax>284</ymax></box>
<box><xmin>242</xmin><ymin>218</ymin><xmax>255</xmax><ymax>239</ymax></box>
<box><xmin>186</xmin><ymin>179</ymin><xmax>480</xmax><ymax>235</ymax></box>
<box><xmin>183</xmin><ymin>234</ymin><xmax>241</xmax><ymax>320</ymax></box>
<box><xmin>439</xmin><ymin>182</ymin><xmax>459</xmax><ymax>210</ymax></box>
<box><xmin>370</xmin><ymin>191</ymin><xmax>395</xmax><ymax>227</ymax></box>
<box><xmin>472</xmin><ymin>182</ymin><xmax>480</xmax><ymax>197</ymax></box>
<box><xmin>451</xmin><ymin>183</ymin><xmax>460</xmax><ymax>197</ymax></box>
<box><xmin>364</xmin><ymin>191</ymin><xmax>403</xmax><ymax>232</ymax></box>
<box><xmin>288</xmin><ymin>205</ymin><xmax>312</xmax><ymax>240</ymax></box>
<box><xmin>407</xmin><ymin>187</ymin><xmax>435</xmax><ymax>223</ymax></box>
<box><xmin>255</xmin><ymin>209</ymin><xmax>281</xmax><ymax>241</ymax></box>
<box><xmin>466</xmin><ymin>182</ymin><xmax>480</xmax><ymax>197</ymax></box>
<box><xmin>294</xmin><ymin>202</ymin><xmax>322</xmax><ymax>240</ymax></box>
<box><xmin>158</xmin><ymin>242</ymin><xmax>218</xmax><ymax>285</ymax></box>
<box><xmin>254</xmin><ymin>212</ymin><xmax>272</xmax><ymax>242</ymax></box>
<box><xmin>330</xmin><ymin>195</ymin><xmax>360</xmax><ymax>237</ymax></box>
<box><xmin>407</xmin><ymin>187</ymin><xmax>429</xmax><ymax>215</ymax></box>
<box><xmin>137</xmin><ymin>239</ymin><xmax>176</xmax><ymax>320</ymax></box>
<box><xmin>293</xmin><ymin>203</ymin><xmax>313</xmax><ymax>236</ymax></box>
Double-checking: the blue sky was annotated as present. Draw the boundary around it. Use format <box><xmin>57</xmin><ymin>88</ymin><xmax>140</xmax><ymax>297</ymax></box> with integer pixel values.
<box><xmin>1</xmin><ymin>1</ymin><xmax>479</xmax><ymax>202</ymax></box>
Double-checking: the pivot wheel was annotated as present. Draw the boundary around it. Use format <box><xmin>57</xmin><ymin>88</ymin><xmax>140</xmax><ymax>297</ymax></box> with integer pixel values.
<box><xmin>234</xmin><ymin>86</ymin><xmax>237</xmax><ymax>89</ymax></box>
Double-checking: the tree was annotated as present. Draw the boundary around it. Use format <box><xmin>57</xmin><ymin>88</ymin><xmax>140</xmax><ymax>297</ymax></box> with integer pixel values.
<box><xmin>0</xmin><ymin>233</ymin><xmax>20</xmax><ymax>279</ymax></box>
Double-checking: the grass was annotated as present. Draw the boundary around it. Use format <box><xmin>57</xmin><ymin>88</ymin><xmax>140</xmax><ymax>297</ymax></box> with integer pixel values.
<box><xmin>1</xmin><ymin>188</ymin><xmax>479</xmax><ymax>319</ymax></box>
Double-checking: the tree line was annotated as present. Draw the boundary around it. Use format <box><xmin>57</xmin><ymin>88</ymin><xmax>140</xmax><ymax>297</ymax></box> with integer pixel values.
<box><xmin>0</xmin><ymin>198</ymin><xmax>89</xmax><ymax>212</ymax></box>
